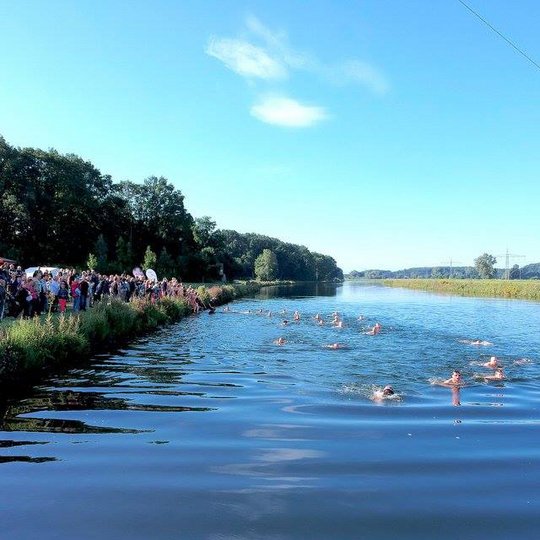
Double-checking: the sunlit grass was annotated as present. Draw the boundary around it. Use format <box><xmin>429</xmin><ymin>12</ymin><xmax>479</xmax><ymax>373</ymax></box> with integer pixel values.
<box><xmin>383</xmin><ymin>279</ymin><xmax>540</xmax><ymax>300</ymax></box>
<box><xmin>0</xmin><ymin>282</ymin><xmax>263</xmax><ymax>387</ymax></box>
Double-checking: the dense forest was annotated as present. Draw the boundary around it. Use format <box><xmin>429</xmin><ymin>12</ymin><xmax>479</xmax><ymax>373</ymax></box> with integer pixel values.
<box><xmin>0</xmin><ymin>136</ymin><xmax>343</xmax><ymax>282</ymax></box>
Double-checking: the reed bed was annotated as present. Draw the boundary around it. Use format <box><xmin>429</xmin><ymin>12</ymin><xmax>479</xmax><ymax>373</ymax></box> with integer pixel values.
<box><xmin>382</xmin><ymin>279</ymin><xmax>540</xmax><ymax>300</ymax></box>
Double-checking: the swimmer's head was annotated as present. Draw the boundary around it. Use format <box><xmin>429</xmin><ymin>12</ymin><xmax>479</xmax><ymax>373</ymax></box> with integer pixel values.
<box><xmin>382</xmin><ymin>385</ymin><xmax>394</xmax><ymax>396</ymax></box>
<box><xmin>452</xmin><ymin>370</ymin><xmax>462</xmax><ymax>382</ymax></box>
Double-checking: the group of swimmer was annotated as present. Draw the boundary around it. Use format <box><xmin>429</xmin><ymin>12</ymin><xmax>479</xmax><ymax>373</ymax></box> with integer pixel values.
<box><xmin>436</xmin><ymin>356</ymin><xmax>505</xmax><ymax>388</ymax></box>
<box><xmin>222</xmin><ymin>305</ymin><xmax>529</xmax><ymax>404</ymax></box>
<box><xmin>272</xmin><ymin>310</ymin><xmax>391</xmax><ymax>399</ymax></box>
<box><xmin>273</xmin><ymin>311</ymin><xmax>382</xmax><ymax>351</ymax></box>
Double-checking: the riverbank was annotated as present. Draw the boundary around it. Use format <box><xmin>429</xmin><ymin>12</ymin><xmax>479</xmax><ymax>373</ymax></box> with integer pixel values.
<box><xmin>382</xmin><ymin>278</ymin><xmax>540</xmax><ymax>300</ymax></box>
<box><xmin>0</xmin><ymin>282</ymin><xmax>263</xmax><ymax>390</ymax></box>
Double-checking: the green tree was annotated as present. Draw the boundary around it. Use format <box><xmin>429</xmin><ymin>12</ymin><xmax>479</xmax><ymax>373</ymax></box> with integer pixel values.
<box><xmin>94</xmin><ymin>234</ymin><xmax>108</xmax><ymax>270</ymax></box>
<box><xmin>314</xmin><ymin>253</ymin><xmax>343</xmax><ymax>281</ymax></box>
<box><xmin>117</xmin><ymin>176</ymin><xmax>194</xmax><ymax>263</ymax></box>
<box><xmin>143</xmin><ymin>245</ymin><xmax>157</xmax><ymax>270</ymax></box>
<box><xmin>474</xmin><ymin>253</ymin><xmax>497</xmax><ymax>279</ymax></box>
<box><xmin>192</xmin><ymin>216</ymin><xmax>217</xmax><ymax>248</ymax></box>
<box><xmin>87</xmin><ymin>253</ymin><xmax>98</xmax><ymax>270</ymax></box>
<box><xmin>509</xmin><ymin>264</ymin><xmax>520</xmax><ymax>280</ymax></box>
<box><xmin>116</xmin><ymin>236</ymin><xmax>133</xmax><ymax>271</ymax></box>
<box><xmin>157</xmin><ymin>247</ymin><xmax>175</xmax><ymax>278</ymax></box>
<box><xmin>254</xmin><ymin>249</ymin><xmax>279</xmax><ymax>281</ymax></box>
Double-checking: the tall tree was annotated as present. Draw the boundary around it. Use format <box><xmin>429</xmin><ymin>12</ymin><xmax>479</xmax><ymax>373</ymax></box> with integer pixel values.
<box><xmin>192</xmin><ymin>216</ymin><xmax>217</xmax><ymax>248</ymax></box>
<box><xmin>117</xmin><ymin>176</ymin><xmax>194</xmax><ymax>261</ymax></box>
<box><xmin>116</xmin><ymin>237</ymin><xmax>133</xmax><ymax>271</ymax></box>
<box><xmin>157</xmin><ymin>247</ymin><xmax>175</xmax><ymax>278</ymax></box>
<box><xmin>94</xmin><ymin>234</ymin><xmax>108</xmax><ymax>271</ymax></box>
<box><xmin>474</xmin><ymin>253</ymin><xmax>497</xmax><ymax>279</ymax></box>
<box><xmin>254</xmin><ymin>249</ymin><xmax>279</xmax><ymax>281</ymax></box>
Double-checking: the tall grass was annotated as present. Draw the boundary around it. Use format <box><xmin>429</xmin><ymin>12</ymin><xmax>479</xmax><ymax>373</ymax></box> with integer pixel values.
<box><xmin>382</xmin><ymin>279</ymin><xmax>540</xmax><ymax>300</ymax></box>
<box><xmin>0</xmin><ymin>282</ymin><xmax>262</xmax><ymax>388</ymax></box>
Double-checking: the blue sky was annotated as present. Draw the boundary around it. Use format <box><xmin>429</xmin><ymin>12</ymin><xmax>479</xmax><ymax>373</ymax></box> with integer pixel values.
<box><xmin>1</xmin><ymin>0</ymin><xmax>539</xmax><ymax>271</ymax></box>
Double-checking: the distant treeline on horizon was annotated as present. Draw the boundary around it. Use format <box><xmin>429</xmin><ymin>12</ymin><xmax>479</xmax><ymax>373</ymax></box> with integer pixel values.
<box><xmin>0</xmin><ymin>135</ymin><xmax>343</xmax><ymax>282</ymax></box>
<box><xmin>347</xmin><ymin>264</ymin><xmax>540</xmax><ymax>280</ymax></box>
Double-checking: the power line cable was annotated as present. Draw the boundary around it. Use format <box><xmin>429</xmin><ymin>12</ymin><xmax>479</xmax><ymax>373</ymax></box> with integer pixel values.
<box><xmin>456</xmin><ymin>0</ymin><xmax>540</xmax><ymax>71</ymax></box>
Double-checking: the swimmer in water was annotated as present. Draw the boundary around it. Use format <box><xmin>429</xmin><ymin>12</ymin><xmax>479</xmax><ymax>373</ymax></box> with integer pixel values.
<box><xmin>315</xmin><ymin>313</ymin><xmax>322</xmax><ymax>322</ymax></box>
<box><xmin>334</xmin><ymin>320</ymin><xmax>344</xmax><ymax>328</ymax></box>
<box><xmin>274</xmin><ymin>337</ymin><xmax>286</xmax><ymax>346</ymax></box>
<box><xmin>514</xmin><ymin>358</ymin><xmax>532</xmax><ymax>366</ymax></box>
<box><xmin>293</xmin><ymin>311</ymin><xmax>300</xmax><ymax>321</ymax></box>
<box><xmin>460</xmin><ymin>339</ymin><xmax>492</xmax><ymax>346</ymax></box>
<box><xmin>484</xmin><ymin>367</ymin><xmax>505</xmax><ymax>381</ymax></box>
<box><xmin>372</xmin><ymin>385</ymin><xmax>396</xmax><ymax>401</ymax></box>
<box><xmin>282</xmin><ymin>320</ymin><xmax>289</xmax><ymax>326</ymax></box>
<box><xmin>483</xmin><ymin>356</ymin><xmax>500</xmax><ymax>369</ymax></box>
<box><xmin>324</xmin><ymin>343</ymin><xmax>345</xmax><ymax>350</ymax></box>
<box><xmin>364</xmin><ymin>322</ymin><xmax>381</xmax><ymax>335</ymax></box>
<box><xmin>438</xmin><ymin>370</ymin><xmax>464</xmax><ymax>387</ymax></box>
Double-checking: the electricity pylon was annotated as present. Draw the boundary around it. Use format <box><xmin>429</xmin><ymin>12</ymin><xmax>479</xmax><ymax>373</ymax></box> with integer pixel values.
<box><xmin>495</xmin><ymin>249</ymin><xmax>526</xmax><ymax>280</ymax></box>
<box><xmin>441</xmin><ymin>258</ymin><xmax>463</xmax><ymax>278</ymax></box>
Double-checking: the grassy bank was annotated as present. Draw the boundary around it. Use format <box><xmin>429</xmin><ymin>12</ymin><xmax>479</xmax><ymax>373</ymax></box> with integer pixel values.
<box><xmin>382</xmin><ymin>278</ymin><xmax>540</xmax><ymax>300</ymax></box>
<box><xmin>0</xmin><ymin>282</ymin><xmax>263</xmax><ymax>389</ymax></box>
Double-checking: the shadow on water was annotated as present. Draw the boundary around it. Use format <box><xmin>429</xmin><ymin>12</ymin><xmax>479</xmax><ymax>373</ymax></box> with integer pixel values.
<box><xmin>256</xmin><ymin>282</ymin><xmax>340</xmax><ymax>299</ymax></box>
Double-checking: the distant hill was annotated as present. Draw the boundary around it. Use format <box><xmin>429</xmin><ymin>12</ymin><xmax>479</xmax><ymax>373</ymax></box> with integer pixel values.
<box><xmin>347</xmin><ymin>263</ymin><xmax>540</xmax><ymax>280</ymax></box>
<box><xmin>521</xmin><ymin>263</ymin><xmax>540</xmax><ymax>279</ymax></box>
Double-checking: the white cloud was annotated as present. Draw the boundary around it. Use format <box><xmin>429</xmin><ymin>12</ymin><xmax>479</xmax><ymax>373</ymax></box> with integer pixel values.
<box><xmin>250</xmin><ymin>96</ymin><xmax>328</xmax><ymax>128</ymax></box>
<box><xmin>245</xmin><ymin>15</ymin><xmax>310</xmax><ymax>70</ymax></box>
<box><xmin>243</xmin><ymin>15</ymin><xmax>389</xmax><ymax>94</ymax></box>
<box><xmin>206</xmin><ymin>16</ymin><xmax>389</xmax><ymax>129</ymax></box>
<box><xmin>340</xmin><ymin>60</ymin><xmax>389</xmax><ymax>95</ymax></box>
<box><xmin>206</xmin><ymin>37</ymin><xmax>286</xmax><ymax>80</ymax></box>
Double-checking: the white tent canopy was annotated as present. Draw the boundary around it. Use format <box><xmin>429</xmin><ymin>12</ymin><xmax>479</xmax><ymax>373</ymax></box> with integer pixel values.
<box><xmin>25</xmin><ymin>266</ymin><xmax>61</xmax><ymax>278</ymax></box>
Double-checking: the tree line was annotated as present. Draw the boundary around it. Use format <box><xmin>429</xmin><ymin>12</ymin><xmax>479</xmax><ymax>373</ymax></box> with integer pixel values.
<box><xmin>348</xmin><ymin>253</ymin><xmax>538</xmax><ymax>280</ymax></box>
<box><xmin>0</xmin><ymin>136</ymin><xmax>343</xmax><ymax>282</ymax></box>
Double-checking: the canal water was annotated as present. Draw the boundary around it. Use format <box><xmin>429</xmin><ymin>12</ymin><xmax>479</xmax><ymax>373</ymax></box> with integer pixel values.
<box><xmin>1</xmin><ymin>283</ymin><xmax>539</xmax><ymax>539</ymax></box>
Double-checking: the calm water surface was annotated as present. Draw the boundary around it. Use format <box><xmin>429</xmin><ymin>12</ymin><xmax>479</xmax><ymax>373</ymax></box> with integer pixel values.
<box><xmin>1</xmin><ymin>283</ymin><xmax>539</xmax><ymax>539</ymax></box>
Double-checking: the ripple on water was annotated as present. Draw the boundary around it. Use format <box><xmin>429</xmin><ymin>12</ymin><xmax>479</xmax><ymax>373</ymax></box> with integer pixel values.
<box><xmin>1</xmin><ymin>283</ymin><xmax>539</xmax><ymax>539</ymax></box>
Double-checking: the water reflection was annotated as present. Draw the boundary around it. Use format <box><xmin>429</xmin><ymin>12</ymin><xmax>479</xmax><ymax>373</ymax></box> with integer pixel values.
<box><xmin>0</xmin><ymin>386</ymin><xmax>216</xmax><ymax>437</ymax></box>
<box><xmin>257</xmin><ymin>282</ymin><xmax>339</xmax><ymax>299</ymax></box>
<box><xmin>2</xmin><ymin>416</ymin><xmax>145</xmax><ymax>435</ymax></box>
<box><xmin>0</xmin><ymin>456</ymin><xmax>57</xmax><ymax>464</ymax></box>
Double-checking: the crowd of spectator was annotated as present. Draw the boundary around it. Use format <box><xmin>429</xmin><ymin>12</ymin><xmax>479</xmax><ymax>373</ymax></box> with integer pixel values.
<box><xmin>0</xmin><ymin>261</ymin><xmax>205</xmax><ymax>321</ymax></box>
